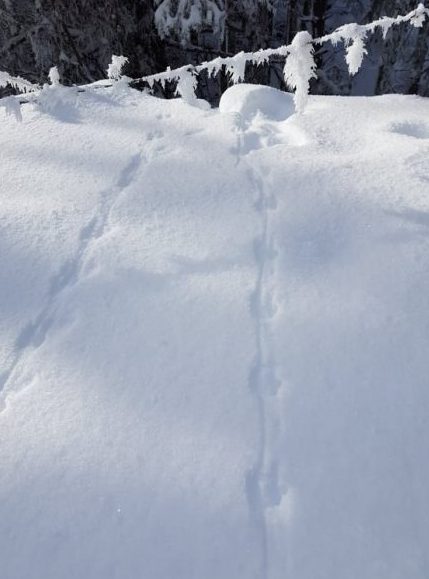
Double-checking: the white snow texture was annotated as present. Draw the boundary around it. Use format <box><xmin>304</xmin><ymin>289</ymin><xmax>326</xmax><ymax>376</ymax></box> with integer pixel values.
<box><xmin>1</xmin><ymin>83</ymin><xmax>429</xmax><ymax>579</ymax></box>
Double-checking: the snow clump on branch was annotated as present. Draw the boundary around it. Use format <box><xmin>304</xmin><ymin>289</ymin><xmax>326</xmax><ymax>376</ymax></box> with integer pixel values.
<box><xmin>107</xmin><ymin>56</ymin><xmax>129</xmax><ymax>81</ymax></box>
<box><xmin>283</xmin><ymin>31</ymin><xmax>317</xmax><ymax>113</ymax></box>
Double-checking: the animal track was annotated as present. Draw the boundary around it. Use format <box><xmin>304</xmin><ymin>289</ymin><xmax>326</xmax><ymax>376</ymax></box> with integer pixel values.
<box><xmin>260</xmin><ymin>461</ymin><xmax>283</xmax><ymax>508</ymax></box>
<box><xmin>0</xmin><ymin>152</ymin><xmax>144</xmax><ymax>409</ymax></box>
<box><xmin>242</xmin><ymin>118</ymin><xmax>290</xmax><ymax>577</ymax></box>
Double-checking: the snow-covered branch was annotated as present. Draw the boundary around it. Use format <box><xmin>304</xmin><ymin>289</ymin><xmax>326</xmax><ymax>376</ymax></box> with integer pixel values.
<box><xmin>314</xmin><ymin>3</ymin><xmax>429</xmax><ymax>77</ymax></box>
<box><xmin>283</xmin><ymin>31</ymin><xmax>317</xmax><ymax>113</ymax></box>
<box><xmin>1</xmin><ymin>3</ymin><xmax>428</xmax><ymax>117</ymax></box>
<box><xmin>0</xmin><ymin>71</ymin><xmax>40</xmax><ymax>94</ymax></box>
<box><xmin>107</xmin><ymin>55</ymin><xmax>129</xmax><ymax>81</ymax></box>
<box><xmin>137</xmin><ymin>2</ymin><xmax>429</xmax><ymax>112</ymax></box>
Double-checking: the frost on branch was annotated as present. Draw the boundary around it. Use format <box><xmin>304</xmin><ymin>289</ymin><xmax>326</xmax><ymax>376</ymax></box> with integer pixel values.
<box><xmin>49</xmin><ymin>66</ymin><xmax>61</xmax><ymax>86</ymax></box>
<box><xmin>0</xmin><ymin>71</ymin><xmax>38</xmax><ymax>94</ymax></box>
<box><xmin>226</xmin><ymin>53</ymin><xmax>247</xmax><ymax>84</ymax></box>
<box><xmin>205</xmin><ymin>57</ymin><xmax>223</xmax><ymax>79</ymax></box>
<box><xmin>346</xmin><ymin>35</ymin><xmax>367</xmax><ymax>76</ymax></box>
<box><xmin>175</xmin><ymin>67</ymin><xmax>198</xmax><ymax>102</ymax></box>
<box><xmin>377</xmin><ymin>17</ymin><xmax>396</xmax><ymax>40</ymax></box>
<box><xmin>410</xmin><ymin>3</ymin><xmax>428</xmax><ymax>27</ymax></box>
<box><xmin>283</xmin><ymin>31</ymin><xmax>316</xmax><ymax>113</ymax></box>
<box><xmin>329</xmin><ymin>23</ymin><xmax>368</xmax><ymax>77</ymax></box>
<box><xmin>107</xmin><ymin>55</ymin><xmax>129</xmax><ymax>81</ymax></box>
<box><xmin>344</xmin><ymin>26</ymin><xmax>368</xmax><ymax>76</ymax></box>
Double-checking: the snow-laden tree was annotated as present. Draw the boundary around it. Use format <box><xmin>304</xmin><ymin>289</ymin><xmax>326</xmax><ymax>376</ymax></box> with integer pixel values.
<box><xmin>154</xmin><ymin>0</ymin><xmax>275</xmax><ymax>52</ymax></box>
<box><xmin>154</xmin><ymin>0</ymin><xmax>225</xmax><ymax>48</ymax></box>
<box><xmin>0</xmin><ymin>0</ymin><xmax>164</xmax><ymax>88</ymax></box>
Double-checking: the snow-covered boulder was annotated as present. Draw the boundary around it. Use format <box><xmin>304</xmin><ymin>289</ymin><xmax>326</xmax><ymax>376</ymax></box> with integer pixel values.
<box><xmin>219</xmin><ymin>84</ymin><xmax>295</xmax><ymax>123</ymax></box>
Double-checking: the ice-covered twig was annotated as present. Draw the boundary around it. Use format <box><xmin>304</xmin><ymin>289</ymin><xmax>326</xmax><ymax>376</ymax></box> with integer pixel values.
<box><xmin>0</xmin><ymin>96</ymin><xmax>23</xmax><ymax>122</ymax></box>
<box><xmin>283</xmin><ymin>31</ymin><xmax>317</xmax><ymax>113</ymax></box>
<box><xmin>0</xmin><ymin>71</ymin><xmax>40</xmax><ymax>93</ymax></box>
<box><xmin>107</xmin><ymin>55</ymin><xmax>129</xmax><ymax>81</ymax></box>
<box><xmin>1</xmin><ymin>3</ymin><xmax>428</xmax><ymax>116</ymax></box>
<box><xmin>315</xmin><ymin>2</ymin><xmax>428</xmax><ymax>44</ymax></box>
<box><xmin>49</xmin><ymin>66</ymin><xmax>61</xmax><ymax>86</ymax></box>
<box><xmin>314</xmin><ymin>3</ymin><xmax>428</xmax><ymax>76</ymax></box>
<box><xmin>175</xmin><ymin>67</ymin><xmax>198</xmax><ymax>101</ymax></box>
<box><xmin>134</xmin><ymin>3</ymin><xmax>428</xmax><ymax>111</ymax></box>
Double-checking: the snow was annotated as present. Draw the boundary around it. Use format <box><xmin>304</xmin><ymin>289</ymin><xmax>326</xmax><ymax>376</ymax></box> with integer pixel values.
<box><xmin>48</xmin><ymin>66</ymin><xmax>61</xmax><ymax>87</ymax></box>
<box><xmin>107</xmin><ymin>56</ymin><xmax>129</xmax><ymax>81</ymax></box>
<box><xmin>155</xmin><ymin>0</ymin><xmax>225</xmax><ymax>46</ymax></box>
<box><xmin>283</xmin><ymin>31</ymin><xmax>317</xmax><ymax>113</ymax></box>
<box><xmin>219</xmin><ymin>84</ymin><xmax>295</xmax><ymax>122</ymax></box>
<box><xmin>1</xmin><ymin>83</ymin><xmax>429</xmax><ymax>579</ymax></box>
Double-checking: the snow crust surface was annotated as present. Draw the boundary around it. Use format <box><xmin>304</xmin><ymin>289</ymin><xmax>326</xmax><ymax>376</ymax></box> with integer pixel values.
<box><xmin>1</xmin><ymin>83</ymin><xmax>429</xmax><ymax>579</ymax></box>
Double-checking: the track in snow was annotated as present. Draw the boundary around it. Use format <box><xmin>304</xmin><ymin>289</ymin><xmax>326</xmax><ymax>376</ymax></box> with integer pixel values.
<box><xmin>0</xmin><ymin>131</ymin><xmax>169</xmax><ymax>410</ymax></box>
<box><xmin>234</xmin><ymin>110</ymin><xmax>291</xmax><ymax>579</ymax></box>
<box><xmin>2</xmin><ymin>85</ymin><xmax>429</xmax><ymax>579</ymax></box>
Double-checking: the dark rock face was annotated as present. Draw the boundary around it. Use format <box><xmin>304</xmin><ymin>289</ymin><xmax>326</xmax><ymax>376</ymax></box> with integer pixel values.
<box><xmin>0</xmin><ymin>0</ymin><xmax>427</xmax><ymax>98</ymax></box>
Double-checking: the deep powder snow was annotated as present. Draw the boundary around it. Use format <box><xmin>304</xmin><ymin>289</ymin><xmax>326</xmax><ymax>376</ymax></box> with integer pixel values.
<box><xmin>1</xmin><ymin>84</ymin><xmax>429</xmax><ymax>579</ymax></box>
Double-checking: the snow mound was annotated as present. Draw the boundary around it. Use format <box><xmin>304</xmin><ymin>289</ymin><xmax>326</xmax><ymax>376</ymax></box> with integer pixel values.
<box><xmin>219</xmin><ymin>84</ymin><xmax>295</xmax><ymax>123</ymax></box>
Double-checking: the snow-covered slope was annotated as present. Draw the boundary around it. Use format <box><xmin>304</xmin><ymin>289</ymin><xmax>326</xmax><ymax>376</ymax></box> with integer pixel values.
<box><xmin>1</xmin><ymin>84</ymin><xmax>429</xmax><ymax>579</ymax></box>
